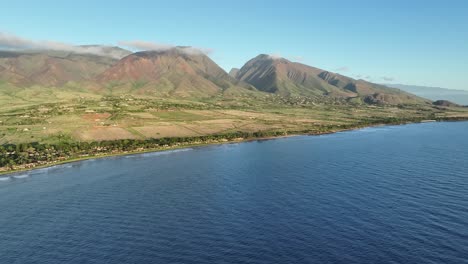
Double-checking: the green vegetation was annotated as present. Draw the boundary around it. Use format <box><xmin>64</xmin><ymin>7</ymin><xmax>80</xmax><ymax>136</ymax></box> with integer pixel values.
<box><xmin>0</xmin><ymin>131</ymin><xmax>281</xmax><ymax>170</ymax></box>
<box><xmin>1</xmin><ymin>87</ymin><xmax>467</xmax><ymax>173</ymax></box>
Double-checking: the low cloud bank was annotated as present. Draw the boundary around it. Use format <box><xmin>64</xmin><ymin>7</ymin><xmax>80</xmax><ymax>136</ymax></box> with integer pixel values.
<box><xmin>118</xmin><ymin>40</ymin><xmax>212</xmax><ymax>55</ymax></box>
<box><xmin>0</xmin><ymin>32</ymin><xmax>129</xmax><ymax>59</ymax></box>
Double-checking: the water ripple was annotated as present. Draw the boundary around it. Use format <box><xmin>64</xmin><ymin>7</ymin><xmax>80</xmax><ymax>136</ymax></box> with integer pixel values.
<box><xmin>0</xmin><ymin>122</ymin><xmax>468</xmax><ymax>263</ymax></box>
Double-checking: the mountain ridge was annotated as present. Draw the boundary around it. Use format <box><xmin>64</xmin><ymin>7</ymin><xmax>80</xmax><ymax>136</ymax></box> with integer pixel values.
<box><xmin>94</xmin><ymin>48</ymin><xmax>256</xmax><ymax>98</ymax></box>
<box><xmin>234</xmin><ymin>54</ymin><xmax>426</xmax><ymax>105</ymax></box>
<box><xmin>0</xmin><ymin>48</ymin><xmax>427</xmax><ymax>105</ymax></box>
<box><xmin>0</xmin><ymin>46</ymin><xmax>130</xmax><ymax>86</ymax></box>
<box><xmin>385</xmin><ymin>84</ymin><xmax>468</xmax><ymax>105</ymax></box>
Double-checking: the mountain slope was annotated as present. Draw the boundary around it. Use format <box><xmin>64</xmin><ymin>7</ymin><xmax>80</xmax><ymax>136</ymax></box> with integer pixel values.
<box><xmin>385</xmin><ymin>84</ymin><xmax>468</xmax><ymax>106</ymax></box>
<box><xmin>0</xmin><ymin>47</ymin><xmax>428</xmax><ymax>105</ymax></box>
<box><xmin>0</xmin><ymin>47</ymin><xmax>129</xmax><ymax>87</ymax></box>
<box><xmin>236</xmin><ymin>55</ymin><xmax>426</xmax><ymax>104</ymax></box>
<box><xmin>229</xmin><ymin>68</ymin><xmax>240</xmax><ymax>78</ymax></box>
<box><xmin>96</xmin><ymin>48</ymin><xmax>253</xmax><ymax>97</ymax></box>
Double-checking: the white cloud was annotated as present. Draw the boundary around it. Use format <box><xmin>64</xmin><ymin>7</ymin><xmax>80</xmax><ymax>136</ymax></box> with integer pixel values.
<box><xmin>0</xmin><ymin>32</ymin><xmax>128</xmax><ymax>59</ymax></box>
<box><xmin>381</xmin><ymin>76</ymin><xmax>395</xmax><ymax>81</ymax></box>
<box><xmin>117</xmin><ymin>40</ymin><xmax>173</xmax><ymax>51</ymax></box>
<box><xmin>335</xmin><ymin>66</ymin><xmax>350</xmax><ymax>72</ymax></box>
<box><xmin>0</xmin><ymin>32</ymin><xmax>213</xmax><ymax>58</ymax></box>
<box><xmin>267</xmin><ymin>53</ymin><xmax>282</xmax><ymax>60</ymax></box>
<box><xmin>118</xmin><ymin>40</ymin><xmax>212</xmax><ymax>55</ymax></box>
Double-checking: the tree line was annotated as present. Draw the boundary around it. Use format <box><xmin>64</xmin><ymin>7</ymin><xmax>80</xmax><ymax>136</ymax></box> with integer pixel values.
<box><xmin>0</xmin><ymin>131</ymin><xmax>289</xmax><ymax>169</ymax></box>
<box><xmin>0</xmin><ymin>115</ymin><xmax>436</xmax><ymax>171</ymax></box>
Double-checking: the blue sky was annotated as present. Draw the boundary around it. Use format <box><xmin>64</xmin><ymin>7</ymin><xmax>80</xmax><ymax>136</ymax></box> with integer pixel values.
<box><xmin>1</xmin><ymin>0</ymin><xmax>467</xmax><ymax>90</ymax></box>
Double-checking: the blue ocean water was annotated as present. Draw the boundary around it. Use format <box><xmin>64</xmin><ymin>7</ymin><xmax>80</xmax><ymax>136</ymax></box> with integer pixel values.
<box><xmin>0</xmin><ymin>122</ymin><xmax>467</xmax><ymax>264</ymax></box>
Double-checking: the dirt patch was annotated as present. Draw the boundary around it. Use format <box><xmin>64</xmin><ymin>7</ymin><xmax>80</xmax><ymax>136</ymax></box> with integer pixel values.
<box><xmin>133</xmin><ymin>125</ymin><xmax>200</xmax><ymax>138</ymax></box>
<box><xmin>183</xmin><ymin>110</ymin><xmax>228</xmax><ymax>119</ymax></box>
<box><xmin>236</xmin><ymin>123</ymin><xmax>283</xmax><ymax>132</ymax></box>
<box><xmin>183</xmin><ymin>119</ymin><xmax>241</xmax><ymax>134</ymax></box>
<box><xmin>74</xmin><ymin>127</ymin><xmax>137</xmax><ymax>141</ymax></box>
<box><xmin>82</xmin><ymin>113</ymin><xmax>112</xmax><ymax>122</ymax></box>
<box><xmin>219</xmin><ymin>110</ymin><xmax>267</xmax><ymax>118</ymax></box>
<box><xmin>195</xmin><ymin>119</ymin><xmax>238</xmax><ymax>124</ymax></box>
<box><xmin>128</xmin><ymin>112</ymin><xmax>155</xmax><ymax>119</ymax></box>
<box><xmin>292</xmin><ymin>118</ymin><xmax>322</xmax><ymax>124</ymax></box>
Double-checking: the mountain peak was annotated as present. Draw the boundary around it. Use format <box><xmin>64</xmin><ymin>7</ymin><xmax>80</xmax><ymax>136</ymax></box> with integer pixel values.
<box><xmin>95</xmin><ymin>47</ymin><xmax>242</xmax><ymax>97</ymax></box>
<box><xmin>234</xmin><ymin>54</ymin><xmax>426</xmax><ymax>104</ymax></box>
<box><xmin>131</xmin><ymin>47</ymin><xmax>203</xmax><ymax>58</ymax></box>
<box><xmin>129</xmin><ymin>47</ymin><xmax>208</xmax><ymax>59</ymax></box>
<box><xmin>254</xmin><ymin>54</ymin><xmax>288</xmax><ymax>62</ymax></box>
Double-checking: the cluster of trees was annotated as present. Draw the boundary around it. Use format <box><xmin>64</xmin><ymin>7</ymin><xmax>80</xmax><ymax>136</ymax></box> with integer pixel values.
<box><xmin>0</xmin><ymin>131</ymin><xmax>288</xmax><ymax>169</ymax></box>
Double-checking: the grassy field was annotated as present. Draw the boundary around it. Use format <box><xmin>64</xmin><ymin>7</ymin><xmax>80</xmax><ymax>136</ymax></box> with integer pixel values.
<box><xmin>1</xmin><ymin>86</ymin><xmax>468</xmax><ymax>145</ymax></box>
<box><xmin>1</xmin><ymin>85</ymin><xmax>468</xmax><ymax>174</ymax></box>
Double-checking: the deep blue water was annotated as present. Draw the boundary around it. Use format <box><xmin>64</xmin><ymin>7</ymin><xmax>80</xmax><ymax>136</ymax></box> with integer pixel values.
<box><xmin>1</xmin><ymin>122</ymin><xmax>468</xmax><ymax>264</ymax></box>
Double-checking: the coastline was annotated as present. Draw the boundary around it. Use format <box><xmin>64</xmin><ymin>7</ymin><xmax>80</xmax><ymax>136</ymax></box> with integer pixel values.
<box><xmin>1</xmin><ymin>119</ymin><xmax>467</xmax><ymax>177</ymax></box>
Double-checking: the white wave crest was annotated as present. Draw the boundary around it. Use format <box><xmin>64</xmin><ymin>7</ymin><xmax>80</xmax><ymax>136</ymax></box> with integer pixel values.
<box><xmin>13</xmin><ymin>174</ymin><xmax>29</xmax><ymax>179</ymax></box>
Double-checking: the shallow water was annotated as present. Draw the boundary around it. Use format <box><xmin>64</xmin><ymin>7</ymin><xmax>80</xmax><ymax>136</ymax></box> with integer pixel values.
<box><xmin>1</xmin><ymin>122</ymin><xmax>467</xmax><ymax>263</ymax></box>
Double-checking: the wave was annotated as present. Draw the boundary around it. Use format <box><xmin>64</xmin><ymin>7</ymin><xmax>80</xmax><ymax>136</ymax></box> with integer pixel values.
<box><xmin>13</xmin><ymin>174</ymin><xmax>29</xmax><ymax>179</ymax></box>
<box><xmin>49</xmin><ymin>164</ymin><xmax>73</xmax><ymax>171</ymax></box>
<box><xmin>126</xmin><ymin>148</ymin><xmax>193</xmax><ymax>158</ymax></box>
<box><xmin>0</xmin><ymin>177</ymin><xmax>11</xmax><ymax>181</ymax></box>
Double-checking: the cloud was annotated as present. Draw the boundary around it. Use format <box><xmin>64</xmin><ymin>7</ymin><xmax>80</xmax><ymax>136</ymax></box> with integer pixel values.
<box><xmin>118</xmin><ymin>40</ymin><xmax>172</xmax><ymax>51</ymax></box>
<box><xmin>381</xmin><ymin>76</ymin><xmax>395</xmax><ymax>82</ymax></box>
<box><xmin>0</xmin><ymin>32</ymin><xmax>128</xmax><ymax>59</ymax></box>
<box><xmin>0</xmin><ymin>32</ymin><xmax>214</xmax><ymax>59</ymax></box>
<box><xmin>267</xmin><ymin>53</ymin><xmax>283</xmax><ymax>60</ymax></box>
<box><xmin>335</xmin><ymin>66</ymin><xmax>350</xmax><ymax>72</ymax></box>
<box><xmin>0</xmin><ymin>32</ymin><xmax>35</xmax><ymax>49</ymax></box>
<box><xmin>0</xmin><ymin>32</ymin><xmax>74</xmax><ymax>52</ymax></box>
<box><xmin>118</xmin><ymin>40</ymin><xmax>212</xmax><ymax>55</ymax></box>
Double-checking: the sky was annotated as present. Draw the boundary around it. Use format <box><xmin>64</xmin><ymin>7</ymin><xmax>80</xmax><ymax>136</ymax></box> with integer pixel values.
<box><xmin>1</xmin><ymin>0</ymin><xmax>467</xmax><ymax>90</ymax></box>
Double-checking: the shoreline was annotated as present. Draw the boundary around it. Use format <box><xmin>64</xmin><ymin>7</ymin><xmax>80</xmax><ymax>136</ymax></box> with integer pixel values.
<box><xmin>1</xmin><ymin>119</ymin><xmax>467</xmax><ymax>177</ymax></box>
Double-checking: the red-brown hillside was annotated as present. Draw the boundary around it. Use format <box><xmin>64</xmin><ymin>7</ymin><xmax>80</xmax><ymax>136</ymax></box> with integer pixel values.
<box><xmin>96</xmin><ymin>48</ymin><xmax>244</xmax><ymax>97</ymax></box>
